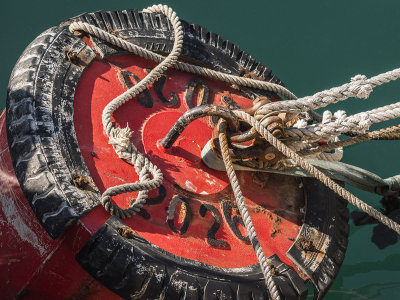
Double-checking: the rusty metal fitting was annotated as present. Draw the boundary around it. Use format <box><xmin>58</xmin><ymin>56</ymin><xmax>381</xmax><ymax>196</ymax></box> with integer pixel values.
<box><xmin>240</xmin><ymin>97</ymin><xmax>271</xmax><ymax>116</ymax></box>
<box><xmin>262</xmin><ymin>115</ymin><xmax>285</xmax><ymax>139</ymax></box>
<box><xmin>63</xmin><ymin>47</ymin><xmax>93</xmax><ymax>67</ymax></box>
<box><xmin>63</xmin><ymin>47</ymin><xmax>80</xmax><ymax>64</ymax></box>
<box><xmin>210</xmin><ymin>119</ymin><xmax>283</xmax><ymax>164</ymax></box>
<box><xmin>227</xmin><ymin>97</ymin><xmax>271</xmax><ymax>143</ymax></box>
<box><xmin>160</xmin><ymin>105</ymin><xmax>240</xmax><ymax>149</ymax></box>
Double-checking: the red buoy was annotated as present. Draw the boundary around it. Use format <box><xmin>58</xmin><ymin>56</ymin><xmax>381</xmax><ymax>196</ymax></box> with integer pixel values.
<box><xmin>1</xmin><ymin>9</ymin><xmax>349</xmax><ymax>299</ymax></box>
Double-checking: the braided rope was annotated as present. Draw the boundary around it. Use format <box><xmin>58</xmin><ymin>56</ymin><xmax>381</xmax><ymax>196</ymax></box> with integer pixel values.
<box><xmin>234</xmin><ymin>110</ymin><xmax>400</xmax><ymax>234</ymax></box>
<box><xmin>254</xmin><ymin>70</ymin><xmax>400</xmax><ymax>119</ymax></box>
<box><xmin>219</xmin><ymin>121</ymin><xmax>281</xmax><ymax>300</ymax></box>
<box><xmin>287</xmin><ymin>139</ymin><xmax>343</xmax><ymax>162</ymax></box>
<box><xmin>70</xmin><ymin>5</ymin><xmax>281</xmax><ymax>297</ymax></box>
<box><xmin>287</xmin><ymin>102</ymin><xmax>400</xmax><ymax>142</ymax></box>
<box><xmin>70</xmin><ymin>14</ymin><xmax>400</xmax><ymax>148</ymax></box>
<box><xmin>298</xmin><ymin>124</ymin><xmax>400</xmax><ymax>157</ymax></box>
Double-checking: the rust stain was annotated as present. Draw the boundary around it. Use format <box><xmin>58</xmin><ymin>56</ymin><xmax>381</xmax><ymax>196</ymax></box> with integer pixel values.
<box><xmin>297</xmin><ymin>236</ymin><xmax>324</xmax><ymax>260</ymax></box>
<box><xmin>72</xmin><ymin>174</ymin><xmax>95</xmax><ymax>191</ymax></box>
<box><xmin>253</xmin><ymin>205</ymin><xmax>267</xmax><ymax>214</ymax></box>
<box><xmin>252</xmin><ymin>209</ymin><xmax>282</xmax><ymax>239</ymax></box>
<box><xmin>270</xmin><ymin>214</ymin><xmax>282</xmax><ymax>239</ymax></box>
<box><xmin>63</xmin><ymin>47</ymin><xmax>80</xmax><ymax>65</ymax></box>
<box><xmin>104</xmin><ymin>172</ymin><xmax>126</xmax><ymax>183</ymax></box>
<box><xmin>63</xmin><ymin>47</ymin><xmax>93</xmax><ymax>67</ymax></box>
<box><xmin>251</xmin><ymin>172</ymin><xmax>269</xmax><ymax>188</ymax></box>
<box><xmin>178</xmin><ymin>201</ymin><xmax>187</xmax><ymax>223</ymax></box>
<box><xmin>267</xmin><ymin>260</ymin><xmax>279</xmax><ymax>275</ymax></box>
<box><xmin>298</xmin><ymin>238</ymin><xmax>317</xmax><ymax>252</ymax></box>
<box><xmin>118</xmin><ymin>226</ymin><xmax>136</xmax><ymax>239</ymax></box>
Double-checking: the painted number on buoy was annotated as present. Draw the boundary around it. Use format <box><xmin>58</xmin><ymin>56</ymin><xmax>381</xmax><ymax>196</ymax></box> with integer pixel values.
<box><xmin>199</xmin><ymin>204</ymin><xmax>229</xmax><ymax>248</ymax></box>
<box><xmin>167</xmin><ymin>195</ymin><xmax>191</xmax><ymax>235</ymax></box>
<box><xmin>117</xmin><ymin>69</ymin><xmax>154</xmax><ymax>108</ymax></box>
<box><xmin>166</xmin><ymin>196</ymin><xmax>250</xmax><ymax>248</ymax></box>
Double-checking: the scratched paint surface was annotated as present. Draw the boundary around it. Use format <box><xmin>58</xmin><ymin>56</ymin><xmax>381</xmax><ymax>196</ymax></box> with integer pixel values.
<box><xmin>0</xmin><ymin>111</ymin><xmax>122</xmax><ymax>299</ymax></box>
<box><xmin>0</xmin><ymin>111</ymin><xmax>58</xmax><ymax>298</ymax></box>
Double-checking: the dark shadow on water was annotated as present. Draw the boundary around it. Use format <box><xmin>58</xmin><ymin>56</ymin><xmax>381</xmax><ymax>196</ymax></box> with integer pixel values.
<box><xmin>351</xmin><ymin>196</ymin><xmax>400</xmax><ymax>249</ymax></box>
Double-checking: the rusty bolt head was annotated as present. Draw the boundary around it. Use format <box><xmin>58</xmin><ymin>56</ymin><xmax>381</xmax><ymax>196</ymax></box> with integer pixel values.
<box><xmin>263</xmin><ymin>116</ymin><xmax>285</xmax><ymax>138</ymax></box>
<box><xmin>264</xmin><ymin>153</ymin><xmax>276</xmax><ymax>161</ymax></box>
<box><xmin>118</xmin><ymin>226</ymin><xmax>136</xmax><ymax>239</ymax></box>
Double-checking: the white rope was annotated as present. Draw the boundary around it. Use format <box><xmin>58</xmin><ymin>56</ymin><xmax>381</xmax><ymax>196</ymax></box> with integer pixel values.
<box><xmin>68</xmin><ymin>24</ymin><xmax>296</xmax><ymax>100</ymax></box>
<box><xmin>287</xmin><ymin>102</ymin><xmax>400</xmax><ymax>142</ymax></box>
<box><xmin>254</xmin><ymin>70</ymin><xmax>400</xmax><ymax>119</ymax></box>
<box><xmin>219</xmin><ymin>122</ymin><xmax>281</xmax><ymax>300</ymax></box>
<box><xmin>233</xmin><ymin>110</ymin><xmax>400</xmax><ymax>234</ymax></box>
<box><xmin>69</xmin><ymin>12</ymin><xmax>400</xmax><ymax>149</ymax></box>
<box><xmin>72</xmin><ymin>4</ymin><xmax>184</xmax><ymax>218</ymax></box>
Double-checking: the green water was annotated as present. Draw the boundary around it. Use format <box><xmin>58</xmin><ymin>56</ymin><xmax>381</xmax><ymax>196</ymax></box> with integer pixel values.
<box><xmin>1</xmin><ymin>1</ymin><xmax>399</xmax><ymax>299</ymax></box>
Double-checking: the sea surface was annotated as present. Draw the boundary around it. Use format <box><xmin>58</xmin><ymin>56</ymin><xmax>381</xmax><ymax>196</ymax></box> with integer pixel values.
<box><xmin>1</xmin><ymin>1</ymin><xmax>399</xmax><ymax>299</ymax></box>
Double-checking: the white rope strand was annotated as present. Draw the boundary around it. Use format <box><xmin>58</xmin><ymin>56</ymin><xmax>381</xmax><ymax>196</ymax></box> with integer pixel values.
<box><xmin>287</xmin><ymin>102</ymin><xmax>400</xmax><ymax>142</ymax></box>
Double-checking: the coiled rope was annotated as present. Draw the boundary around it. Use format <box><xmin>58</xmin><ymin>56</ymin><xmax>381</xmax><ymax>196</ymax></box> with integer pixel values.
<box><xmin>69</xmin><ymin>4</ymin><xmax>400</xmax><ymax>300</ymax></box>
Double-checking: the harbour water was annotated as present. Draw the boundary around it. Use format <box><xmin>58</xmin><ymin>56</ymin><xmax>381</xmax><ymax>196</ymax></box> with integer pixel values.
<box><xmin>1</xmin><ymin>1</ymin><xmax>399</xmax><ymax>298</ymax></box>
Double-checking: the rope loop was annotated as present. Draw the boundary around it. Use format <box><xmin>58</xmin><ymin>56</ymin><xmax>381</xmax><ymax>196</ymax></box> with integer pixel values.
<box><xmin>72</xmin><ymin>4</ymin><xmax>186</xmax><ymax>219</ymax></box>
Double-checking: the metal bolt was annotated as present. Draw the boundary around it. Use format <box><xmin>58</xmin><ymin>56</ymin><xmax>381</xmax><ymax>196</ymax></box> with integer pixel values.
<box><xmin>265</xmin><ymin>153</ymin><xmax>276</xmax><ymax>160</ymax></box>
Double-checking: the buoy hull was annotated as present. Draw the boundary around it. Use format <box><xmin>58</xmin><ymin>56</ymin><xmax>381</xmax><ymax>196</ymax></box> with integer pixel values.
<box><xmin>1</xmin><ymin>8</ymin><xmax>350</xmax><ymax>299</ymax></box>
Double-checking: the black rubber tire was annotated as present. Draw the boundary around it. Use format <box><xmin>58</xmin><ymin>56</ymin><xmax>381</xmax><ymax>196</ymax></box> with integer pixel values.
<box><xmin>6</xmin><ymin>27</ymin><xmax>100</xmax><ymax>239</ymax></box>
<box><xmin>6</xmin><ymin>8</ymin><xmax>349</xmax><ymax>299</ymax></box>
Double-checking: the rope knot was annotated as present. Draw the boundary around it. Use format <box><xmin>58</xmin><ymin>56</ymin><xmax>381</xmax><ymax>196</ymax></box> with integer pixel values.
<box><xmin>357</xmin><ymin>112</ymin><xmax>373</xmax><ymax>131</ymax></box>
<box><xmin>293</xmin><ymin>119</ymin><xmax>308</xmax><ymax>128</ymax></box>
<box><xmin>108</xmin><ymin>126</ymin><xmax>132</xmax><ymax>152</ymax></box>
<box><xmin>333</xmin><ymin>110</ymin><xmax>347</xmax><ymax>123</ymax></box>
<box><xmin>322</xmin><ymin>111</ymin><xmax>333</xmax><ymax>124</ymax></box>
<box><xmin>350</xmin><ymin>74</ymin><xmax>373</xmax><ymax>99</ymax></box>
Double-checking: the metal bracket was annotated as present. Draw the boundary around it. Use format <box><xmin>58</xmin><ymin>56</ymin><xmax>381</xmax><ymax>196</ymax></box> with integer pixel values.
<box><xmin>202</xmin><ymin>140</ymin><xmax>399</xmax><ymax>197</ymax></box>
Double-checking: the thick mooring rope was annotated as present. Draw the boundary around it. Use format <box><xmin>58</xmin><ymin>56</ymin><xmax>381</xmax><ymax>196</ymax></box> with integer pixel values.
<box><xmin>219</xmin><ymin>120</ymin><xmax>281</xmax><ymax>300</ymax></box>
<box><xmin>70</xmin><ymin>5</ymin><xmax>281</xmax><ymax>298</ymax></box>
<box><xmin>234</xmin><ymin>110</ymin><xmax>400</xmax><ymax>235</ymax></box>
<box><xmin>298</xmin><ymin>124</ymin><xmax>400</xmax><ymax>157</ymax></box>
<box><xmin>287</xmin><ymin>102</ymin><xmax>400</xmax><ymax>142</ymax></box>
<box><xmin>69</xmin><ymin>4</ymin><xmax>400</xmax><ymax>299</ymax></box>
<box><xmin>254</xmin><ymin>71</ymin><xmax>400</xmax><ymax>118</ymax></box>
